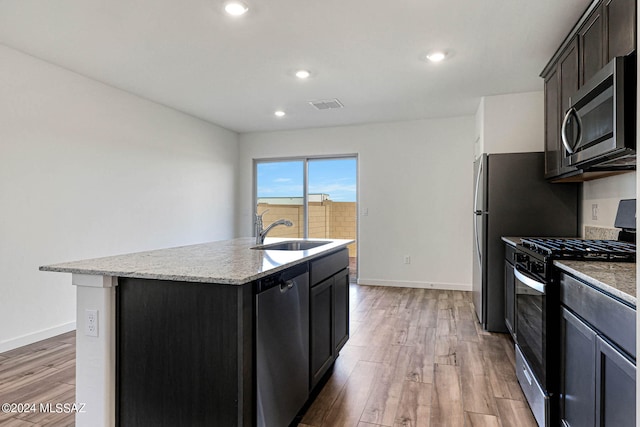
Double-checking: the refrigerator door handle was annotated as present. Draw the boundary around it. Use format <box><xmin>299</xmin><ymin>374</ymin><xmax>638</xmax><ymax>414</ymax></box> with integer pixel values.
<box><xmin>474</xmin><ymin>213</ymin><xmax>482</xmax><ymax>266</ymax></box>
<box><xmin>473</xmin><ymin>158</ymin><xmax>483</xmax><ymax>213</ymax></box>
<box><xmin>473</xmin><ymin>158</ymin><xmax>483</xmax><ymax>267</ymax></box>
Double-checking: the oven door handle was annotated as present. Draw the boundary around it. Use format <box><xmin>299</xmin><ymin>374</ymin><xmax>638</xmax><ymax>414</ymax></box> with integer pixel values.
<box><xmin>514</xmin><ymin>266</ymin><xmax>546</xmax><ymax>294</ymax></box>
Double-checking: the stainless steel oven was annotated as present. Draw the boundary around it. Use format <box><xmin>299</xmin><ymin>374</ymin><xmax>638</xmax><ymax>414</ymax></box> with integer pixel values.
<box><xmin>515</xmin><ymin>267</ymin><xmax>547</xmax><ymax>386</ymax></box>
<box><xmin>514</xmin><ymin>264</ymin><xmax>557</xmax><ymax>427</ymax></box>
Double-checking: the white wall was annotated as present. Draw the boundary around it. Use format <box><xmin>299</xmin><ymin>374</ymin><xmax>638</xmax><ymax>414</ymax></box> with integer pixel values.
<box><xmin>0</xmin><ymin>45</ymin><xmax>238</xmax><ymax>351</ymax></box>
<box><xmin>474</xmin><ymin>98</ymin><xmax>485</xmax><ymax>159</ymax></box>
<box><xmin>476</xmin><ymin>91</ymin><xmax>545</xmax><ymax>156</ymax></box>
<box><xmin>581</xmin><ymin>173</ymin><xmax>637</xmax><ymax>232</ymax></box>
<box><xmin>238</xmin><ymin>117</ymin><xmax>475</xmax><ymax>290</ymax></box>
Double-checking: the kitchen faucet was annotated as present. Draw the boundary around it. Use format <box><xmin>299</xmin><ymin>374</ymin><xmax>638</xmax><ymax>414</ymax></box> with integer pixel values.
<box><xmin>255</xmin><ymin>209</ymin><xmax>293</xmax><ymax>245</ymax></box>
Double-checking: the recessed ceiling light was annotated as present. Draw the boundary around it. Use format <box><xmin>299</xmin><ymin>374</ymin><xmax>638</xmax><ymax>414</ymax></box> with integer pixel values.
<box><xmin>274</xmin><ymin>110</ymin><xmax>286</xmax><ymax>117</ymax></box>
<box><xmin>295</xmin><ymin>70</ymin><xmax>311</xmax><ymax>79</ymax></box>
<box><xmin>224</xmin><ymin>1</ymin><xmax>248</xmax><ymax>16</ymax></box>
<box><xmin>425</xmin><ymin>51</ymin><xmax>447</xmax><ymax>63</ymax></box>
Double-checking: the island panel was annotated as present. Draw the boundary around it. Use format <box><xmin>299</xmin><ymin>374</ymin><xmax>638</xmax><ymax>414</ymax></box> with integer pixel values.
<box><xmin>116</xmin><ymin>277</ymin><xmax>254</xmax><ymax>427</ymax></box>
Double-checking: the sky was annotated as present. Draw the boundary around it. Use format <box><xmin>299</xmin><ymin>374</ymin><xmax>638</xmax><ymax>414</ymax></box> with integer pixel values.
<box><xmin>257</xmin><ymin>158</ymin><xmax>357</xmax><ymax>202</ymax></box>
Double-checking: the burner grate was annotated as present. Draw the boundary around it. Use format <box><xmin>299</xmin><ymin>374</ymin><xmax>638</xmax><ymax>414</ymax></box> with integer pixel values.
<box><xmin>521</xmin><ymin>238</ymin><xmax>636</xmax><ymax>261</ymax></box>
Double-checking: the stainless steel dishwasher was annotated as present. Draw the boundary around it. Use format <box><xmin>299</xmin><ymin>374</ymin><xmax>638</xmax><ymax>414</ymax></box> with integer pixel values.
<box><xmin>256</xmin><ymin>263</ymin><xmax>309</xmax><ymax>427</ymax></box>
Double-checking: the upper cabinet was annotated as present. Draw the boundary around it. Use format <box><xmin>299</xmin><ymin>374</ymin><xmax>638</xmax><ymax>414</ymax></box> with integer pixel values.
<box><xmin>579</xmin><ymin>4</ymin><xmax>605</xmax><ymax>85</ymax></box>
<box><xmin>544</xmin><ymin>40</ymin><xmax>580</xmax><ymax>178</ymax></box>
<box><xmin>541</xmin><ymin>0</ymin><xmax>636</xmax><ymax>181</ymax></box>
<box><xmin>605</xmin><ymin>0</ymin><xmax>636</xmax><ymax>60</ymax></box>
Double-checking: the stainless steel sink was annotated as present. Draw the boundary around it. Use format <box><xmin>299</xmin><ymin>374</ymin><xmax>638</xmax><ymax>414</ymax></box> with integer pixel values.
<box><xmin>251</xmin><ymin>240</ymin><xmax>329</xmax><ymax>251</ymax></box>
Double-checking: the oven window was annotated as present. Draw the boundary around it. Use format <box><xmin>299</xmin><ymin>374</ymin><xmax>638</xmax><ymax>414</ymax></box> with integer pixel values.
<box><xmin>515</xmin><ymin>276</ymin><xmax>546</xmax><ymax>388</ymax></box>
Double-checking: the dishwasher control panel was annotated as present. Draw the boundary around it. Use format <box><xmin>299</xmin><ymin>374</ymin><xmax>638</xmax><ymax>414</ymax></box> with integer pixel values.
<box><xmin>256</xmin><ymin>262</ymin><xmax>309</xmax><ymax>293</ymax></box>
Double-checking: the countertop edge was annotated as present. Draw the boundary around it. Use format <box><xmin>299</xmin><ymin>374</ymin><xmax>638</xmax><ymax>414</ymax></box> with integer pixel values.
<box><xmin>39</xmin><ymin>256</ymin><xmax>310</xmax><ymax>285</ymax></box>
<box><xmin>39</xmin><ymin>238</ymin><xmax>354</xmax><ymax>285</ymax></box>
<box><xmin>554</xmin><ymin>260</ymin><xmax>637</xmax><ymax>307</ymax></box>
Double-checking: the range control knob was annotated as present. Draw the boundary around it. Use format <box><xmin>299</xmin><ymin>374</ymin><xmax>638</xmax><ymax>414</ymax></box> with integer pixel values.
<box><xmin>532</xmin><ymin>262</ymin><xmax>545</xmax><ymax>274</ymax></box>
<box><xmin>515</xmin><ymin>253</ymin><xmax>528</xmax><ymax>263</ymax></box>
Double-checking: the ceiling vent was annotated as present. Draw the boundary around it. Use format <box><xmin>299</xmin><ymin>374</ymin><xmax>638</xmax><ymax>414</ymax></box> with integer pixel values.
<box><xmin>309</xmin><ymin>98</ymin><xmax>344</xmax><ymax>110</ymax></box>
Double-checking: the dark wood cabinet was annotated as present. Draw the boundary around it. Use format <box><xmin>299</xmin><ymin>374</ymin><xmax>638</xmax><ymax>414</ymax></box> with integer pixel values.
<box><xmin>117</xmin><ymin>278</ymin><xmax>254</xmax><ymax>427</ymax></box>
<box><xmin>605</xmin><ymin>0</ymin><xmax>636</xmax><ymax>60</ymax></box>
<box><xmin>544</xmin><ymin>68</ymin><xmax>561</xmax><ymax>178</ymax></box>
<box><xmin>578</xmin><ymin>0</ymin><xmax>636</xmax><ymax>81</ymax></box>
<box><xmin>309</xmin><ymin>248</ymin><xmax>350</xmax><ymax>389</ymax></box>
<box><xmin>543</xmin><ymin>39</ymin><xmax>580</xmax><ymax>179</ymax></box>
<box><xmin>559</xmin><ymin>272</ymin><xmax>637</xmax><ymax>427</ymax></box>
<box><xmin>560</xmin><ymin>307</ymin><xmax>597</xmax><ymax>427</ymax></box>
<box><xmin>310</xmin><ymin>266</ymin><xmax>350</xmax><ymax>388</ymax></box>
<box><xmin>559</xmin><ymin>39</ymin><xmax>580</xmax><ymax>175</ymax></box>
<box><xmin>541</xmin><ymin>0</ymin><xmax>636</xmax><ymax>181</ymax></box>
<box><xmin>504</xmin><ymin>244</ymin><xmax>516</xmax><ymax>338</ymax></box>
<box><xmin>310</xmin><ymin>277</ymin><xmax>334</xmax><ymax>388</ymax></box>
<box><xmin>333</xmin><ymin>268</ymin><xmax>350</xmax><ymax>353</ymax></box>
<box><xmin>560</xmin><ymin>306</ymin><xmax>637</xmax><ymax>427</ymax></box>
<box><xmin>595</xmin><ymin>336</ymin><xmax>637</xmax><ymax>426</ymax></box>
<box><xmin>579</xmin><ymin>4</ymin><xmax>605</xmax><ymax>85</ymax></box>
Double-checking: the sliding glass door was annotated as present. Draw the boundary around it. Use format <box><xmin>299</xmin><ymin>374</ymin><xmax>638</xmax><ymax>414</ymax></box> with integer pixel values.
<box><xmin>255</xmin><ymin>156</ymin><xmax>357</xmax><ymax>279</ymax></box>
<box><xmin>256</xmin><ymin>160</ymin><xmax>305</xmax><ymax>238</ymax></box>
<box><xmin>307</xmin><ymin>158</ymin><xmax>357</xmax><ymax>243</ymax></box>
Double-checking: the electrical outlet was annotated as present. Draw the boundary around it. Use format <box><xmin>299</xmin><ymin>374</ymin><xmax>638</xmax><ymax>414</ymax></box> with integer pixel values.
<box><xmin>404</xmin><ymin>255</ymin><xmax>411</xmax><ymax>264</ymax></box>
<box><xmin>592</xmin><ymin>204</ymin><xmax>599</xmax><ymax>221</ymax></box>
<box><xmin>85</xmin><ymin>309</ymin><xmax>98</xmax><ymax>337</ymax></box>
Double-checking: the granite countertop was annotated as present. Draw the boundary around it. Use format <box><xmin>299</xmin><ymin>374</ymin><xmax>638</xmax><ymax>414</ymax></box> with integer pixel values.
<box><xmin>554</xmin><ymin>260</ymin><xmax>636</xmax><ymax>307</ymax></box>
<box><xmin>40</xmin><ymin>237</ymin><xmax>354</xmax><ymax>285</ymax></box>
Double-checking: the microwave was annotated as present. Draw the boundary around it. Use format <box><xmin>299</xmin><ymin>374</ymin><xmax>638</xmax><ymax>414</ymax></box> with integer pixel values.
<box><xmin>561</xmin><ymin>56</ymin><xmax>636</xmax><ymax>169</ymax></box>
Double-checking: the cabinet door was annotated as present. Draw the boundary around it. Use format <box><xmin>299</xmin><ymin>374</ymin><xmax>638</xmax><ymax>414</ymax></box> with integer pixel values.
<box><xmin>310</xmin><ymin>277</ymin><xmax>334</xmax><ymax>388</ymax></box>
<box><xmin>578</xmin><ymin>4</ymin><xmax>605</xmax><ymax>86</ymax></box>
<box><xmin>558</xmin><ymin>38</ymin><xmax>580</xmax><ymax>175</ymax></box>
<box><xmin>333</xmin><ymin>268</ymin><xmax>349</xmax><ymax>353</ymax></box>
<box><xmin>543</xmin><ymin>38</ymin><xmax>580</xmax><ymax>179</ymax></box>
<box><xmin>595</xmin><ymin>336</ymin><xmax>636</xmax><ymax>427</ymax></box>
<box><xmin>504</xmin><ymin>261</ymin><xmax>515</xmax><ymax>338</ymax></box>
<box><xmin>560</xmin><ymin>308</ymin><xmax>597</xmax><ymax>427</ymax></box>
<box><xmin>544</xmin><ymin>67</ymin><xmax>561</xmax><ymax>178</ymax></box>
<box><xmin>605</xmin><ymin>0</ymin><xmax>636</xmax><ymax>60</ymax></box>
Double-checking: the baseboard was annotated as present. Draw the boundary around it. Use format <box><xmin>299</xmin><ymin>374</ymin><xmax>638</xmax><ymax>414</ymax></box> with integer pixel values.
<box><xmin>0</xmin><ymin>321</ymin><xmax>76</xmax><ymax>353</ymax></box>
<box><xmin>356</xmin><ymin>278</ymin><xmax>471</xmax><ymax>291</ymax></box>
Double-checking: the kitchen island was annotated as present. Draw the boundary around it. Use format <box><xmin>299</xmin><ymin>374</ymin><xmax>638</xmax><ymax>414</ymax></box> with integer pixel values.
<box><xmin>40</xmin><ymin>237</ymin><xmax>353</xmax><ymax>427</ymax></box>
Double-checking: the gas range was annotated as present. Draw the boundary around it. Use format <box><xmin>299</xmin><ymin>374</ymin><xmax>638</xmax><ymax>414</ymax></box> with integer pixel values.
<box><xmin>515</xmin><ymin>238</ymin><xmax>636</xmax><ymax>283</ymax></box>
<box><xmin>519</xmin><ymin>238</ymin><xmax>636</xmax><ymax>261</ymax></box>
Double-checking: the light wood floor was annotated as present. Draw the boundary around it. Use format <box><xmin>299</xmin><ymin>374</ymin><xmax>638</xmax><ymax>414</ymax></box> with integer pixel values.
<box><xmin>0</xmin><ymin>284</ymin><xmax>537</xmax><ymax>427</ymax></box>
<box><xmin>298</xmin><ymin>285</ymin><xmax>537</xmax><ymax>427</ymax></box>
<box><xmin>0</xmin><ymin>332</ymin><xmax>75</xmax><ymax>426</ymax></box>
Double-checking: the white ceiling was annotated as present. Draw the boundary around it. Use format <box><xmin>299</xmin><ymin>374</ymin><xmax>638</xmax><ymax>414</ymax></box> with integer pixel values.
<box><xmin>0</xmin><ymin>0</ymin><xmax>590</xmax><ymax>133</ymax></box>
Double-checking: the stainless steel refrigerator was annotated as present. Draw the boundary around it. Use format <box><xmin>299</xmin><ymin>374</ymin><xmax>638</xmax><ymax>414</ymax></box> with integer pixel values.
<box><xmin>472</xmin><ymin>152</ymin><xmax>578</xmax><ymax>332</ymax></box>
